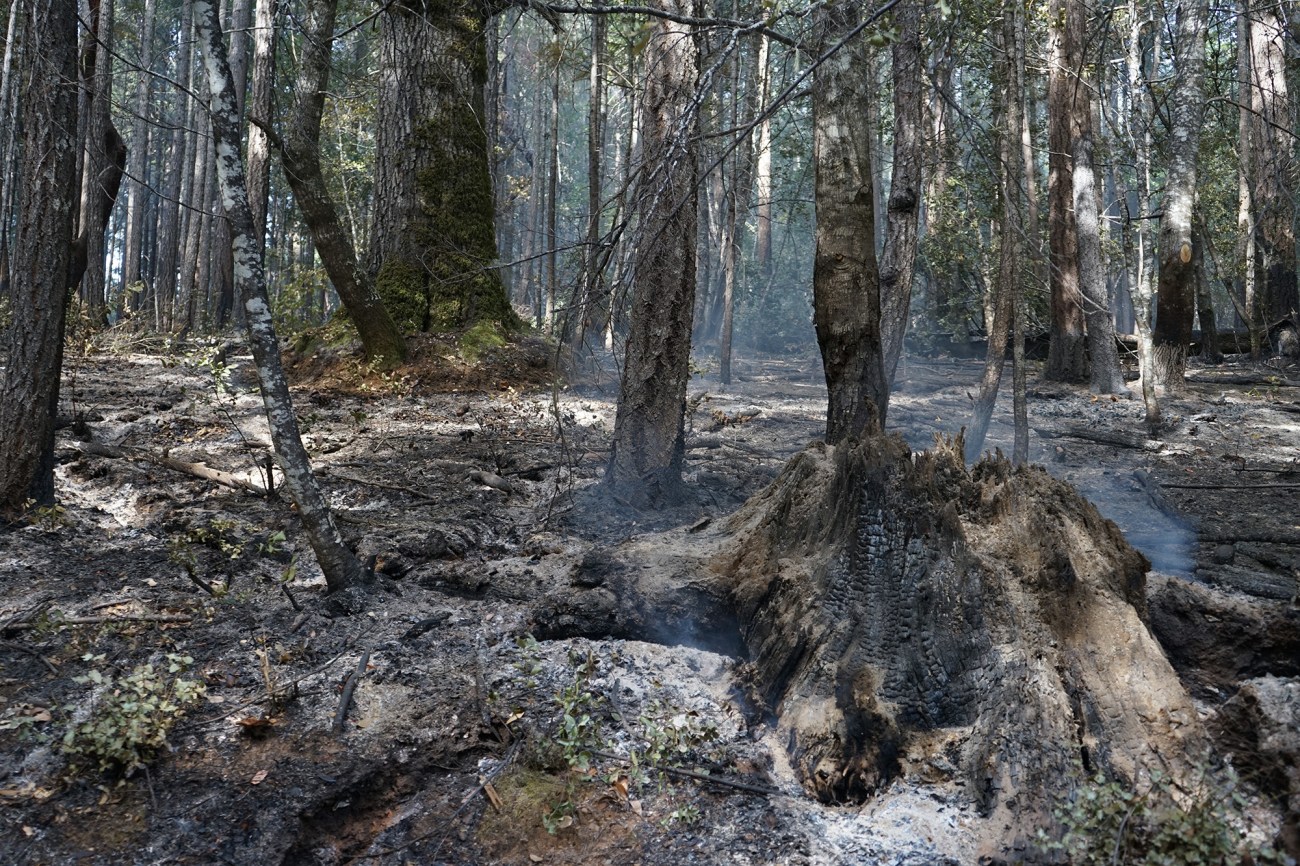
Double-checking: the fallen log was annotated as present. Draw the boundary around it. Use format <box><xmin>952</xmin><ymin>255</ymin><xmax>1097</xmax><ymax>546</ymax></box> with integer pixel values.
<box><xmin>73</xmin><ymin>442</ymin><xmax>269</xmax><ymax>496</ymax></box>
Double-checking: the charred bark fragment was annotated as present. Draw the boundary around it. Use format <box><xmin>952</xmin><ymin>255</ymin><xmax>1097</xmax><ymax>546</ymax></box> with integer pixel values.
<box><xmin>720</xmin><ymin>435</ymin><xmax>1203</xmax><ymax>843</ymax></box>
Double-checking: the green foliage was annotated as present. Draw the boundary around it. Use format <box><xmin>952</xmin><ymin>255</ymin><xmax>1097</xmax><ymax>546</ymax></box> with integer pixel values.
<box><xmin>1038</xmin><ymin>769</ymin><xmax>1287</xmax><ymax>866</ymax></box>
<box><xmin>272</xmin><ymin>265</ymin><xmax>330</xmax><ymax>334</ymax></box>
<box><xmin>23</xmin><ymin>499</ymin><xmax>69</xmax><ymax>532</ymax></box>
<box><xmin>61</xmin><ymin>653</ymin><xmax>206</xmax><ymax>777</ymax></box>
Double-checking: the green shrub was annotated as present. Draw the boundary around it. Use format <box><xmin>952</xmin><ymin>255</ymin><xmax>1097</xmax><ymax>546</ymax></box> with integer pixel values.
<box><xmin>62</xmin><ymin>653</ymin><xmax>206</xmax><ymax>777</ymax></box>
<box><xmin>1039</xmin><ymin>768</ymin><xmax>1286</xmax><ymax>866</ymax></box>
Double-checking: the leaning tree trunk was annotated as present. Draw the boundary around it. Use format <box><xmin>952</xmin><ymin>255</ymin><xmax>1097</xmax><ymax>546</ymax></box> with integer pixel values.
<box><xmin>1151</xmin><ymin>0</ymin><xmax>1207</xmax><ymax>391</ymax></box>
<box><xmin>192</xmin><ymin>0</ymin><xmax>364</xmax><ymax>593</ymax></box>
<box><xmin>279</xmin><ymin>0</ymin><xmax>406</xmax><ymax>368</ymax></box>
<box><xmin>720</xmin><ymin>435</ymin><xmax>1204</xmax><ymax>855</ymax></box>
<box><xmin>603</xmin><ymin>0</ymin><xmax>699</xmax><ymax>509</ymax></box>
<box><xmin>812</xmin><ymin>2</ymin><xmax>886</xmax><ymax>441</ymax></box>
<box><xmin>0</xmin><ymin>0</ymin><xmax>78</xmax><ymax>513</ymax></box>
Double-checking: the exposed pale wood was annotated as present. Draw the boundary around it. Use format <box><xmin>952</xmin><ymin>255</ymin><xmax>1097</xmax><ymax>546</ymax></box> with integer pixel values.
<box><xmin>73</xmin><ymin>442</ymin><xmax>269</xmax><ymax>496</ymax></box>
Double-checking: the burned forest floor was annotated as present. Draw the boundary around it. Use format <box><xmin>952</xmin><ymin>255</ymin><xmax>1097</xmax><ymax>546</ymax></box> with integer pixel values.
<box><xmin>1</xmin><ymin>330</ymin><xmax>1298</xmax><ymax>866</ymax></box>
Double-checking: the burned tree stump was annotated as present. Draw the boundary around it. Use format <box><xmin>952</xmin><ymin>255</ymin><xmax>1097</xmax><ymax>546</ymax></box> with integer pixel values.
<box><xmin>718</xmin><ymin>434</ymin><xmax>1204</xmax><ymax>844</ymax></box>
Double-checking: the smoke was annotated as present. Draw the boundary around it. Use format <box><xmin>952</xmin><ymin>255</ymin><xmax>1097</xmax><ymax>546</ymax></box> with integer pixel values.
<box><xmin>1053</xmin><ymin>469</ymin><xmax>1197</xmax><ymax>577</ymax></box>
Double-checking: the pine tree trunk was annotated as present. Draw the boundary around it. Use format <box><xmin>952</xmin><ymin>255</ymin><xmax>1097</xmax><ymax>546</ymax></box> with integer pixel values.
<box><xmin>0</xmin><ymin>0</ymin><xmax>78</xmax><ymax>512</ymax></box>
<box><xmin>121</xmin><ymin>0</ymin><xmax>157</xmax><ymax>313</ymax></box>
<box><xmin>813</xmin><ymin>4</ymin><xmax>886</xmax><ymax>441</ymax></box>
<box><xmin>965</xmin><ymin>0</ymin><xmax>1024</xmax><ymax>464</ymax></box>
<box><xmin>1245</xmin><ymin>0</ymin><xmax>1298</xmax><ymax>330</ymax></box>
<box><xmin>878</xmin><ymin>0</ymin><xmax>922</xmax><ymax>390</ymax></box>
<box><xmin>1045</xmin><ymin>0</ymin><xmax>1087</xmax><ymax>382</ymax></box>
<box><xmin>369</xmin><ymin>0</ymin><xmax>514</xmax><ymax>334</ymax></box>
<box><xmin>604</xmin><ymin>0</ymin><xmax>699</xmax><ymax>508</ymax></box>
<box><xmin>1152</xmin><ymin>0</ymin><xmax>1208</xmax><ymax>391</ymax></box>
<box><xmin>245</xmin><ymin>0</ymin><xmax>277</xmax><ymax>288</ymax></box>
<box><xmin>191</xmin><ymin>0</ymin><xmax>363</xmax><ymax>592</ymax></box>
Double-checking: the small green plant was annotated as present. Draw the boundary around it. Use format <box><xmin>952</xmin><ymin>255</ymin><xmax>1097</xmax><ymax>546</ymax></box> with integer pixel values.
<box><xmin>662</xmin><ymin>802</ymin><xmax>702</xmax><ymax>827</ymax></box>
<box><xmin>1038</xmin><ymin>768</ymin><xmax>1286</xmax><ymax>866</ymax></box>
<box><xmin>61</xmin><ymin>653</ymin><xmax>206</xmax><ymax>777</ymax></box>
<box><xmin>26</xmin><ymin>501</ymin><xmax>69</xmax><ymax>532</ymax></box>
<box><xmin>553</xmin><ymin>650</ymin><xmax>604</xmax><ymax>773</ymax></box>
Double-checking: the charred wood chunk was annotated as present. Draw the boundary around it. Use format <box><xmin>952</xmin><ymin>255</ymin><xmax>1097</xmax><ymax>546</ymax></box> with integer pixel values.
<box><xmin>722</xmin><ymin>435</ymin><xmax>1203</xmax><ymax>850</ymax></box>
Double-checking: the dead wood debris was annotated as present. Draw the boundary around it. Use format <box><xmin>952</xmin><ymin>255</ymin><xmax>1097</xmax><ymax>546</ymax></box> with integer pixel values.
<box><xmin>332</xmin><ymin>650</ymin><xmax>371</xmax><ymax>734</ymax></box>
<box><xmin>73</xmin><ymin>442</ymin><xmax>269</xmax><ymax>496</ymax></box>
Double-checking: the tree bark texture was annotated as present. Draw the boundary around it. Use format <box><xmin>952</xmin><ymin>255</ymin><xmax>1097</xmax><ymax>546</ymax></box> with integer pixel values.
<box><xmin>368</xmin><ymin>0</ymin><xmax>514</xmax><ymax>333</ymax></box>
<box><xmin>879</xmin><ymin>0</ymin><xmax>923</xmax><ymax>391</ymax></box>
<box><xmin>604</xmin><ymin>0</ymin><xmax>699</xmax><ymax>508</ymax></box>
<box><xmin>192</xmin><ymin>0</ymin><xmax>364</xmax><ymax>592</ymax></box>
<box><xmin>721</xmin><ymin>436</ymin><xmax>1204</xmax><ymax>855</ymax></box>
<box><xmin>1045</xmin><ymin>0</ymin><xmax>1087</xmax><ymax>383</ymax></box>
<box><xmin>1151</xmin><ymin>0</ymin><xmax>1208</xmax><ymax>391</ymax></box>
<box><xmin>243</xmin><ymin>0</ymin><xmax>278</xmax><ymax>322</ymax></box>
<box><xmin>1244</xmin><ymin>0</ymin><xmax>1298</xmax><ymax>330</ymax></box>
<box><xmin>964</xmin><ymin>0</ymin><xmax>1023</xmax><ymax>464</ymax></box>
<box><xmin>0</xmin><ymin>0</ymin><xmax>78</xmax><ymax>512</ymax></box>
<box><xmin>280</xmin><ymin>0</ymin><xmax>407</xmax><ymax>368</ymax></box>
<box><xmin>71</xmin><ymin>0</ymin><xmax>125</xmax><ymax>317</ymax></box>
<box><xmin>813</xmin><ymin>3</ymin><xmax>886</xmax><ymax>441</ymax></box>
<box><xmin>120</xmin><ymin>0</ymin><xmax>157</xmax><ymax>308</ymax></box>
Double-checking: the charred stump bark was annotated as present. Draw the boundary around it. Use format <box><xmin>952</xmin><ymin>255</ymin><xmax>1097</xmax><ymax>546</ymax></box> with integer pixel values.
<box><xmin>718</xmin><ymin>435</ymin><xmax>1204</xmax><ymax>848</ymax></box>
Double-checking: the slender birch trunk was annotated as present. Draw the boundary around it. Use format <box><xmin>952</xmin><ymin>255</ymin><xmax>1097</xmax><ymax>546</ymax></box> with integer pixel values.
<box><xmin>192</xmin><ymin>0</ymin><xmax>364</xmax><ymax>592</ymax></box>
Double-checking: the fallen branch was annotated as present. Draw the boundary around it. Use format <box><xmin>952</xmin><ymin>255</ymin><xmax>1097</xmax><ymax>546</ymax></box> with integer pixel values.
<box><xmin>6</xmin><ymin>611</ymin><xmax>192</xmax><ymax>629</ymax></box>
<box><xmin>321</xmin><ymin>467</ymin><xmax>439</xmax><ymax>502</ymax></box>
<box><xmin>1046</xmin><ymin>427</ymin><xmax>1162</xmax><ymax>451</ymax></box>
<box><xmin>1</xmin><ymin>641</ymin><xmax>59</xmax><ymax>675</ymax></box>
<box><xmin>1159</xmin><ymin>481</ymin><xmax>1300</xmax><ymax>490</ymax></box>
<box><xmin>333</xmin><ymin>650</ymin><xmax>371</xmax><ymax>734</ymax></box>
<box><xmin>1197</xmin><ymin>530</ymin><xmax>1300</xmax><ymax>545</ymax></box>
<box><xmin>73</xmin><ymin>442</ymin><xmax>268</xmax><ymax>496</ymax></box>
<box><xmin>592</xmin><ymin>750</ymin><xmax>778</xmax><ymax>797</ymax></box>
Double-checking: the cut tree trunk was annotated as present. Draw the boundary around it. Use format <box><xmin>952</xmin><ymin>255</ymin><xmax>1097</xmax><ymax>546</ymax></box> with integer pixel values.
<box><xmin>717</xmin><ymin>435</ymin><xmax>1204</xmax><ymax>853</ymax></box>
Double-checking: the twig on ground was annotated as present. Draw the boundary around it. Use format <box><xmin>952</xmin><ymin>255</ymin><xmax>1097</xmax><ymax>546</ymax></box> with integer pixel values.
<box><xmin>0</xmin><ymin>641</ymin><xmax>59</xmax><ymax>675</ymax></box>
<box><xmin>333</xmin><ymin>650</ymin><xmax>371</xmax><ymax>734</ymax></box>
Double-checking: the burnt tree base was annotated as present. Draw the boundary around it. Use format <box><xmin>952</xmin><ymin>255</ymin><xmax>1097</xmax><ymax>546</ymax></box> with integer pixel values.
<box><xmin>717</xmin><ymin>434</ymin><xmax>1204</xmax><ymax>846</ymax></box>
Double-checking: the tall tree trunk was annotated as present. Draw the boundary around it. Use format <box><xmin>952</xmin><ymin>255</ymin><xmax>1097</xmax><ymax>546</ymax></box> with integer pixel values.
<box><xmin>813</xmin><ymin>3</ymin><xmax>886</xmax><ymax>442</ymax></box>
<box><xmin>965</xmin><ymin>0</ymin><xmax>1024</xmax><ymax>464</ymax></box>
<box><xmin>0</xmin><ymin>0</ymin><xmax>24</xmax><ymax>299</ymax></box>
<box><xmin>1045</xmin><ymin>0</ymin><xmax>1087</xmax><ymax>382</ymax></box>
<box><xmin>368</xmin><ymin>0</ymin><xmax>514</xmax><ymax>334</ymax></box>
<box><xmin>879</xmin><ymin>0</ymin><xmax>923</xmax><ymax>391</ymax></box>
<box><xmin>1072</xmin><ymin>97</ymin><xmax>1126</xmax><ymax>392</ymax></box>
<box><xmin>1236</xmin><ymin>3</ymin><xmax>1260</xmax><ymax>349</ymax></box>
<box><xmin>121</xmin><ymin>0</ymin><xmax>157</xmax><ymax>313</ymax></box>
<box><xmin>72</xmin><ymin>0</ymin><xmax>125</xmax><ymax>321</ymax></box>
<box><xmin>278</xmin><ymin>0</ymin><xmax>406</xmax><ymax>368</ymax></box>
<box><xmin>544</xmin><ymin>45</ymin><xmax>560</xmax><ymax>337</ymax></box>
<box><xmin>245</xmin><ymin>0</ymin><xmax>276</xmax><ymax>278</ymax></box>
<box><xmin>752</xmin><ymin>34</ymin><xmax>773</xmax><ymax>278</ymax></box>
<box><xmin>571</xmin><ymin>14</ymin><xmax>608</xmax><ymax>359</ymax></box>
<box><xmin>1127</xmin><ymin>0</ymin><xmax>1161</xmax><ymax>430</ymax></box>
<box><xmin>604</xmin><ymin>0</ymin><xmax>699</xmax><ymax>508</ymax></box>
<box><xmin>191</xmin><ymin>0</ymin><xmax>363</xmax><ymax>593</ymax></box>
<box><xmin>1151</xmin><ymin>0</ymin><xmax>1208</xmax><ymax>391</ymax></box>
<box><xmin>1245</xmin><ymin>0</ymin><xmax>1298</xmax><ymax>330</ymax></box>
<box><xmin>0</xmin><ymin>0</ymin><xmax>78</xmax><ymax>512</ymax></box>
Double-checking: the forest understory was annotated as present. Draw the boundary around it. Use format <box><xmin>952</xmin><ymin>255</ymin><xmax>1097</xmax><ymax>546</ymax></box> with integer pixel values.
<box><xmin>1</xmin><ymin>333</ymin><xmax>1298</xmax><ymax>866</ymax></box>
